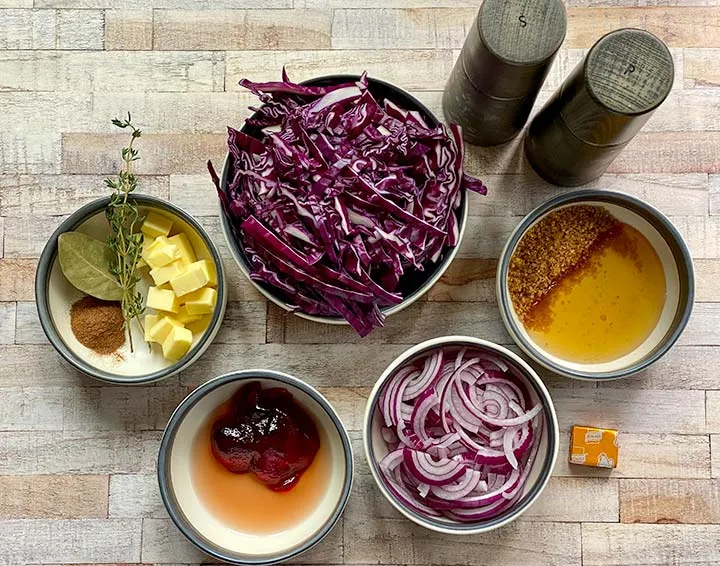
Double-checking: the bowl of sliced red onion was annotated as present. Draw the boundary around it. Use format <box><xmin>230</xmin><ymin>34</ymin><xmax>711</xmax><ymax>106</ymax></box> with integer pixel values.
<box><xmin>363</xmin><ymin>336</ymin><xmax>559</xmax><ymax>534</ymax></box>
<box><xmin>210</xmin><ymin>71</ymin><xmax>486</xmax><ymax>337</ymax></box>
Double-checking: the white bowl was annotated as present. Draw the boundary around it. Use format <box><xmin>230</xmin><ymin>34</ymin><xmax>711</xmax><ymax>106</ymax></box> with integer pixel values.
<box><xmin>158</xmin><ymin>370</ymin><xmax>354</xmax><ymax>565</ymax></box>
<box><xmin>363</xmin><ymin>336</ymin><xmax>559</xmax><ymax>535</ymax></box>
<box><xmin>35</xmin><ymin>195</ymin><xmax>227</xmax><ymax>384</ymax></box>
<box><xmin>496</xmin><ymin>190</ymin><xmax>694</xmax><ymax>380</ymax></box>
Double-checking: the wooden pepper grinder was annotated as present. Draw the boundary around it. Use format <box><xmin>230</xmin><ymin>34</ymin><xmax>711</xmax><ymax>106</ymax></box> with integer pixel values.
<box><xmin>525</xmin><ymin>28</ymin><xmax>674</xmax><ymax>186</ymax></box>
<box><xmin>443</xmin><ymin>0</ymin><xmax>567</xmax><ymax>147</ymax></box>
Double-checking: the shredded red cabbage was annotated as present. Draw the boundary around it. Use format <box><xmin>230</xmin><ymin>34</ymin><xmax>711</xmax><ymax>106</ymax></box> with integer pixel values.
<box><xmin>209</xmin><ymin>71</ymin><xmax>487</xmax><ymax>336</ymax></box>
<box><xmin>377</xmin><ymin>347</ymin><xmax>542</xmax><ymax>522</ymax></box>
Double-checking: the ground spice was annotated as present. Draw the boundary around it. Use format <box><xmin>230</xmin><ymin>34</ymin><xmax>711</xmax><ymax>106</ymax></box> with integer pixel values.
<box><xmin>70</xmin><ymin>296</ymin><xmax>126</xmax><ymax>355</ymax></box>
<box><xmin>508</xmin><ymin>205</ymin><xmax>619</xmax><ymax>321</ymax></box>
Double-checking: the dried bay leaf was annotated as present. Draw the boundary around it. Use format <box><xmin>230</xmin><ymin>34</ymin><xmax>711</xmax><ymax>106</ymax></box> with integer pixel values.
<box><xmin>58</xmin><ymin>231</ymin><xmax>123</xmax><ymax>301</ymax></box>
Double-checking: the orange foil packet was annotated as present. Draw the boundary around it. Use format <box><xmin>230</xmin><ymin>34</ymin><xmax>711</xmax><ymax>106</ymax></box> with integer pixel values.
<box><xmin>569</xmin><ymin>425</ymin><xmax>618</xmax><ymax>469</ymax></box>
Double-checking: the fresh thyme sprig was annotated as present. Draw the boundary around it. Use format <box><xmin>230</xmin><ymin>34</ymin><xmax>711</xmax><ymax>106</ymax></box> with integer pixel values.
<box><xmin>105</xmin><ymin>113</ymin><xmax>145</xmax><ymax>353</ymax></box>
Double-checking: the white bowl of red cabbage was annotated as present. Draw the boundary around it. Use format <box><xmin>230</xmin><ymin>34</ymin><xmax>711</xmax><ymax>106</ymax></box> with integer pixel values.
<box><xmin>363</xmin><ymin>336</ymin><xmax>559</xmax><ymax>534</ymax></box>
<box><xmin>209</xmin><ymin>72</ymin><xmax>486</xmax><ymax>337</ymax></box>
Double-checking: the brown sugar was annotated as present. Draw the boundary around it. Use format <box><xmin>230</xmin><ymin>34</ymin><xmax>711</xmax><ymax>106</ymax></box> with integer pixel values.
<box><xmin>70</xmin><ymin>296</ymin><xmax>126</xmax><ymax>355</ymax></box>
<box><xmin>508</xmin><ymin>205</ymin><xmax>619</xmax><ymax>321</ymax></box>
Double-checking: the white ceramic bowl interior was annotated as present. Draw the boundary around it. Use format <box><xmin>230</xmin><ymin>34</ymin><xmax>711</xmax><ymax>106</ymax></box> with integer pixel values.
<box><xmin>38</xmin><ymin>197</ymin><xmax>227</xmax><ymax>383</ymax></box>
<box><xmin>363</xmin><ymin>336</ymin><xmax>559</xmax><ymax>535</ymax></box>
<box><xmin>159</xmin><ymin>371</ymin><xmax>353</xmax><ymax>565</ymax></box>
<box><xmin>497</xmin><ymin>190</ymin><xmax>694</xmax><ymax>380</ymax></box>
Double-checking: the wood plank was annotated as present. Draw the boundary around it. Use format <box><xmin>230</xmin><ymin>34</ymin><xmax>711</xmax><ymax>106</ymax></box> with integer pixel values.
<box><xmin>648</xmin><ymin>90</ymin><xmax>720</xmax><ymax>132</ymax></box>
<box><xmin>0</xmin><ymin>9</ymin><xmax>104</xmax><ymax>50</ymax></box>
<box><xmin>266</xmin><ymin>303</ymin><xmax>285</xmax><ymax>343</ymax></box>
<box><xmin>0</xmin><ymin>216</ymin><xmax>4</xmax><ymax>258</ymax></box>
<box><xmin>554</xmin><ymin>434</ymin><xmax>710</xmax><ymax>479</ymax></box>
<box><xmin>0</xmin><ymin>0</ymin><xmax>32</xmax><ymax>6</ymax></box>
<box><xmin>104</xmin><ymin>9</ymin><xmax>153</xmax><ymax>51</ymax></box>
<box><xmin>608</xmin><ymin>132</ymin><xmax>720</xmax><ymax>174</ymax></box>
<box><xmin>141</xmin><ymin>516</ymin><xmax>343</xmax><ymax>564</ymax></box>
<box><xmin>169</xmin><ymin>174</ymin><xmax>223</xmax><ymax>216</ymax></box>
<box><xmin>0</xmin><ymin>51</ymin><xmax>225</xmax><ymax>92</ymax></box>
<box><xmin>225</xmin><ymin>49</ymin><xmax>455</xmax><ymax>92</ymax></box>
<box><xmin>0</xmin><ymin>387</ymin><xmax>64</xmax><ymax>431</ymax></box>
<box><xmin>109</xmin><ymin>474</ymin><xmax>163</xmax><ymax>518</ymax></box>
<box><xmin>91</xmin><ymin>92</ymin><xmax>255</xmax><ymax>133</ymax></box>
<box><xmin>522</xmin><ymin>477</ymin><xmax>619</xmax><ymax>522</ymax></box>
<box><xmin>669</xmin><ymin>216</ymin><xmax>720</xmax><ymax>258</ymax></box>
<box><xmin>696</xmin><ymin>260</ymin><xmax>720</xmax><ymax>302</ymax></box>
<box><xmin>472</xmin><ymin>173</ymin><xmax>709</xmax><ymax>218</ymax></box>
<box><xmin>551</xmin><ymin>388</ymin><xmax>706</xmax><ymax>434</ymax></box>
<box><xmin>61</xmin><ymin>133</ymin><xmax>225</xmax><ymax>175</ymax></box>
<box><xmin>62</xmin><ymin>386</ymin><xmax>189</xmax><ymax>432</ymax></box>
<box><xmin>214</xmin><ymin>301</ymin><xmax>267</xmax><ymax>344</ymax></box>
<box><xmin>38</xmin><ymin>0</ymin><xmax>290</xmax><ymax>6</ymax></box>
<box><xmin>283</xmin><ymin>301</ymin><xmax>510</xmax><ymax>345</ymax></box>
<box><xmin>0</xmin><ymin>174</ymin><xmax>169</xmax><ymax>217</ymax></box>
<box><xmin>685</xmin><ymin>48</ymin><xmax>720</xmax><ymax>88</ymax></box>
<box><xmin>707</xmin><ymin>391</ymin><xmax>720</xmax><ymax>433</ymax></box>
<box><xmin>0</xmin><ymin>302</ymin><xmax>15</xmax><ymax>344</ymax></box>
<box><xmin>582</xmin><ymin>523</ymin><xmax>720</xmax><ymax>565</ymax></box>
<box><xmin>153</xmin><ymin>10</ymin><xmax>332</xmax><ymax>51</ymax></box>
<box><xmin>331</xmin><ymin>8</ymin><xmax>475</xmax><ymax>50</ymax></box>
<box><xmin>0</xmin><ymin>345</ymin><xmax>89</xmax><ymax>387</ymax></box>
<box><xmin>620</xmin><ymin>479</ymin><xmax>720</xmax><ymax>524</ymax></box>
<box><xmin>0</xmin><ymin>519</ymin><xmax>140</xmax><ymax>564</ymax></box>
<box><xmin>567</xmin><ymin>7</ymin><xmax>720</xmax><ymax>48</ymax></box>
<box><xmin>180</xmin><ymin>343</ymin><xmax>410</xmax><ymax>388</ymax></box>
<box><xmin>710</xmin><ymin>174</ymin><xmax>719</xmax><ymax>214</ymax></box>
<box><xmin>712</xmin><ymin>436</ymin><xmax>719</xmax><ymax>478</ymax></box>
<box><xmin>3</xmin><ymin>215</ymin><xmax>62</xmax><ymax>258</ymax></box>
<box><xmin>0</xmin><ymin>259</ymin><xmax>37</xmax><ymax>301</ymax></box>
<box><xmin>411</xmin><ymin>522</ymin><xmax>581</xmax><ymax>566</ymax></box>
<box><xmin>0</xmin><ymin>431</ymin><xmax>161</xmax><ymax>474</ymax></box>
<box><xmin>425</xmin><ymin>258</ymin><xmax>497</xmax><ymax>302</ymax></box>
<box><xmin>300</xmin><ymin>0</ymin><xmax>476</xmax><ymax>6</ymax></box>
<box><xmin>0</xmin><ymin>131</ymin><xmax>61</xmax><ymax>174</ymax></box>
<box><xmin>0</xmin><ymin>475</ymin><xmax>108</xmax><ymax>519</ymax></box>
<box><xmin>678</xmin><ymin>303</ymin><xmax>720</xmax><ymax>346</ymax></box>
<box><xmin>599</xmin><ymin>346</ymin><xmax>720</xmax><ymax>390</ymax></box>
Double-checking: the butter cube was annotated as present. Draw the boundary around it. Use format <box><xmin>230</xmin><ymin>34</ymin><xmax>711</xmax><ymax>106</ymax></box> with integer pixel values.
<box><xmin>146</xmin><ymin>243</ymin><xmax>180</xmax><ymax>269</ymax></box>
<box><xmin>175</xmin><ymin>305</ymin><xmax>203</xmax><ymax>325</ymax></box>
<box><xmin>141</xmin><ymin>211</ymin><xmax>173</xmax><ymax>239</ymax></box>
<box><xmin>146</xmin><ymin>286</ymin><xmax>180</xmax><ymax>313</ymax></box>
<box><xmin>144</xmin><ymin>314</ymin><xmax>160</xmax><ymax>343</ymax></box>
<box><xmin>196</xmin><ymin>259</ymin><xmax>218</xmax><ymax>287</ymax></box>
<box><xmin>162</xmin><ymin>326</ymin><xmax>193</xmax><ymax>361</ymax></box>
<box><xmin>169</xmin><ymin>261</ymin><xmax>211</xmax><ymax>297</ymax></box>
<box><xmin>184</xmin><ymin>287</ymin><xmax>217</xmax><ymax>315</ymax></box>
<box><xmin>168</xmin><ymin>233</ymin><xmax>196</xmax><ymax>266</ymax></box>
<box><xmin>186</xmin><ymin>314</ymin><xmax>212</xmax><ymax>335</ymax></box>
<box><xmin>149</xmin><ymin>260</ymin><xmax>185</xmax><ymax>286</ymax></box>
<box><xmin>142</xmin><ymin>236</ymin><xmax>168</xmax><ymax>262</ymax></box>
<box><xmin>149</xmin><ymin>315</ymin><xmax>184</xmax><ymax>344</ymax></box>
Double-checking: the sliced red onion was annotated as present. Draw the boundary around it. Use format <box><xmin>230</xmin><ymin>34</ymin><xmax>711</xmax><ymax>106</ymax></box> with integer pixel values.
<box><xmin>376</xmin><ymin>346</ymin><xmax>543</xmax><ymax>523</ymax></box>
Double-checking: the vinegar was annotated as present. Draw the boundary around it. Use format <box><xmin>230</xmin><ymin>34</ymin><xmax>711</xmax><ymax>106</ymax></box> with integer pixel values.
<box><xmin>191</xmin><ymin>405</ymin><xmax>331</xmax><ymax>534</ymax></box>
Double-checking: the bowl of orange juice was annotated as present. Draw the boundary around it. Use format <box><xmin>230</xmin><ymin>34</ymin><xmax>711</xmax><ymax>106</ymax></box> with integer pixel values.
<box><xmin>158</xmin><ymin>370</ymin><xmax>353</xmax><ymax>564</ymax></box>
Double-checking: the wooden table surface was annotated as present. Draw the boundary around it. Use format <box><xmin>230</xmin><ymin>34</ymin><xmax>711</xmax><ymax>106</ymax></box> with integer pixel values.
<box><xmin>1</xmin><ymin>1</ymin><xmax>720</xmax><ymax>565</ymax></box>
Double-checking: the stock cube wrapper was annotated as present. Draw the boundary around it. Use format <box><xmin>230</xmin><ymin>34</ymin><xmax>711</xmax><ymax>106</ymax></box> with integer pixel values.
<box><xmin>141</xmin><ymin>211</ymin><xmax>173</xmax><ymax>239</ymax></box>
<box><xmin>569</xmin><ymin>425</ymin><xmax>619</xmax><ymax>469</ymax></box>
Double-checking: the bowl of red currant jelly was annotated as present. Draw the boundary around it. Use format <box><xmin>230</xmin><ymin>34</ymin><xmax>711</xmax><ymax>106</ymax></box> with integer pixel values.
<box><xmin>158</xmin><ymin>370</ymin><xmax>353</xmax><ymax>565</ymax></box>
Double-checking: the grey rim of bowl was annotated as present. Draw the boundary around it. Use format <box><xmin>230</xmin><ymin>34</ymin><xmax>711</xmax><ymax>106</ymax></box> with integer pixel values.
<box><xmin>157</xmin><ymin>369</ymin><xmax>354</xmax><ymax>566</ymax></box>
<box><xmin>363</xmin><ymin>336</ymin><xmax>560</xmax><ymax>535</ymax></box>
<box><xmin>34</xmin><ymin>194</ymin><xmax>227</xmax><ymax>385</ymax></box>
<box><xmin>218</xmin><ymin>75</ymin><xmax>469</xmax><ymax>325</ymax></box>
<box><xmin>497</xmin><ymin>189</ymin><xmax>695</xmax><ymax>381</ymax></box>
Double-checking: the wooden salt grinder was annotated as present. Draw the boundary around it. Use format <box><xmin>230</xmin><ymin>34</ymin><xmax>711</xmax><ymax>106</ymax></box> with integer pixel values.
<box><xmin>525</xmin><ymin>28</ymin><xmax>675</xmax><ymax>186</ymax></box>
<box><xmin>443</xmin><ymin>0</ymin><xmax>567</xmax><ymax>147</ymax></box>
